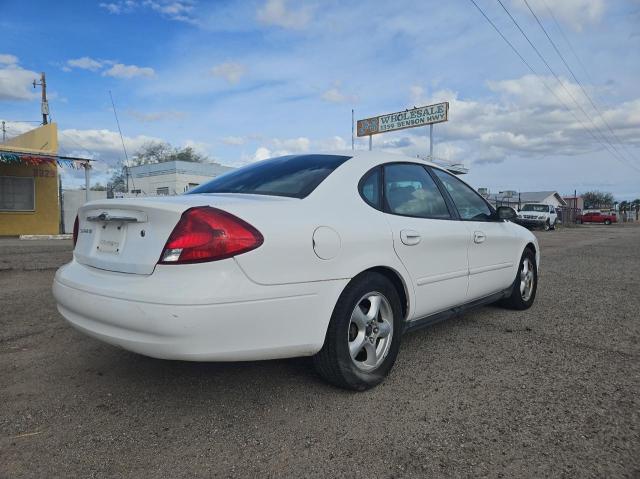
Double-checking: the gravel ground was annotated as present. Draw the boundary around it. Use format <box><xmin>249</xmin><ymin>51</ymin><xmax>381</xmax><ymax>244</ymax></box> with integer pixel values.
<box><xmin>1</xmin><ymin>225</ymin><xmax>639</xmax><ymax>478</ymax></box>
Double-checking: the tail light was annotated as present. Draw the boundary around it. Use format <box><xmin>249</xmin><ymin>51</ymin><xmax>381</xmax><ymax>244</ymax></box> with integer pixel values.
<box><xmin>72</xmin><ymin>215</ymin><xmax>79</xmax><ymax>247</ymax></box>
<box><xmin>159</xmin><ymin>206</ymin><xmax>263</xmax><ymax>264</ymax></box>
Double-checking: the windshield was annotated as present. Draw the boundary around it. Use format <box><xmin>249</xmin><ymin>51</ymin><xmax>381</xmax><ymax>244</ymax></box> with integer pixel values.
<box><xmin>187</xmin><ymin>154</ymin><xmax>351</xmax><ymax>199</ymax></box>
<box><xmin>521</xmin><ymin>204</ymin><xmax>548</xmax><ymax>212</ymax></box>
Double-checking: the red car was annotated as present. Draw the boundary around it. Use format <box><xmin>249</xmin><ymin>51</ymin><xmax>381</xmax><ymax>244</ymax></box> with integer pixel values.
<box><xmin>577</xmin><ymin>211</ymin><xmax>617</xmax><ymax>225</ymax></box>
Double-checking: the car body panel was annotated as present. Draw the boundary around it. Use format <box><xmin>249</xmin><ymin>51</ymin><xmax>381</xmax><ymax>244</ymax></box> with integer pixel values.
<box><xmin>53</xmin><ymin>150</ymin><xmax>540</xmax><ymax>362</ymax></box>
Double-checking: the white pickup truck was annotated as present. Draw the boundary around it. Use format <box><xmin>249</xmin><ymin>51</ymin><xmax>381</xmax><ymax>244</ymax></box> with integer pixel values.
<box><xmin>515</xmin><ymin>203</ymin><xmax>558</xmax><ymax>231</ymax></box>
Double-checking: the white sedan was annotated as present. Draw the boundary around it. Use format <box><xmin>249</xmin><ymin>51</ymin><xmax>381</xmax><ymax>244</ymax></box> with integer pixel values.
<box><xmin>53</xmin><ymin>152</ymin><xmax>539</xmax><ymax>390</ymax></box>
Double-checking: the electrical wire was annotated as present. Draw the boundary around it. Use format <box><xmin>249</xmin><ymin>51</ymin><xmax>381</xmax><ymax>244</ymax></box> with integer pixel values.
<box><xmin>468</xmin><ymin>0</ymin><xmax>640</xmax><ymax>173</ymax></box>
<box><xmin>528</xmin><ymin>0</ymin><xmax>638</xmax><ymax>166</ymax></box>
<box><xmin>467</xmin><ymin>0</ymin><xmax>629</xmax><ymax>167</ymax></box>
<box><xmin>494</xmin><ymin>0</ymin><xmax>636</xmax><ymax>171</ymax></box>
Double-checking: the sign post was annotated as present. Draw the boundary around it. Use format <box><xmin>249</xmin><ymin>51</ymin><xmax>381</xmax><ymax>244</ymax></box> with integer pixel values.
<box><xmin>357</xmin><ymin>101</ymin><xmax>449</xmax><ymax>157</ymax></box>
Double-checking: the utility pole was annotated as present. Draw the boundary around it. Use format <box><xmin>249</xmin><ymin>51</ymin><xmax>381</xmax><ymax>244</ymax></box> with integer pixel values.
<box><xmin>33</xmin><ymin>72</ymin><xmax>49</xmax><ymax>125</ymax></box>
<box><xmin>1</xmin><ymin>121</ymin><xmax>5</xmax><ymax>142</ymax></box>
<box><xmin>429</xmin><ymin>124</ymin><xmax>433</xmax><ymax>159</ymax></box>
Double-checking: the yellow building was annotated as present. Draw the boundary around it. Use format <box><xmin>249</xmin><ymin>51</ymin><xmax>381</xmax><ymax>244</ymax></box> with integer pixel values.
<box><xmin>0</xmin><ymin>123</ymin><xmax>60</xmax><ymax>235</ymax></box>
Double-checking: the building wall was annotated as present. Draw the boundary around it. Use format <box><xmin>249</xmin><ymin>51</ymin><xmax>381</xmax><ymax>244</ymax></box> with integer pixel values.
<box><xmin>0</xmin><ymin>123</ymin><xmax>60</xmax><ymax>236</ymax></box>
<box><xmin>126</xmin><ymin>161</ymin><xmax>234</xmax><ymax>196</ymax></box>
<box><xmin>540</xmin><ymin>194</ymin><xmax>564</xmax><ymax>208</ymax></box>
<box><xmin>130</xmin><ymin>172</ymin><xmax>211</xmax><ymax>196</ymax></box>
<box><xmin>61</xmin><ymin>189</ymin><xmax>108</xmax><ymax>233</ymax></box>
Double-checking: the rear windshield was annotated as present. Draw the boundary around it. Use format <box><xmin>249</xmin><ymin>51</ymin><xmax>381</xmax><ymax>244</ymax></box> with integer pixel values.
<box><xmin>187</xmin><ymin>154</ymin><xmax>351</xmax><ymax>199</ymax></box>
<box><xmin>522</xmin><ymin>204</ymin><xmax>548</xmax><ymax>212</ymax></box>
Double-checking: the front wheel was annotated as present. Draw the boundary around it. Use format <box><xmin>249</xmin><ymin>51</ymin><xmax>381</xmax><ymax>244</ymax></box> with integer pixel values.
<box><xmin>604</xmin><ymin>219</ymin><xmax>611</xmax><ymax>225</ymax></box>
<box><xmin>313</xmin><ymin>272</ymin><xmax>403</xmax><ymax>391</ymax></box>
<box><xmin>543</xmin><ymin>220</ymin><xmax>551</xmax><ymax>231</ymax></box>
<box><xmin>500</xmin><ymin>249</ymin><xmax>537</xmax><ymax>310</ymax></box>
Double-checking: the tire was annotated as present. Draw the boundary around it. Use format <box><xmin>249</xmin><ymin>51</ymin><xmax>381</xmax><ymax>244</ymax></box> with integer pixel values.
<box><xmin>543</xmin><ymin>220</ymin><xmax>550</xmax><ymax>231</ymax></box>
<box><xmin>500</xmin><ymin>249</ymin><xmax>538</xmax><ymax>310</ymax></box>
<box><xmin>604</xmin><ymin>219</ymin><xmax>611</xmax><ymax>225</ymax></box>
<box><xmin>550</xmin><ymin>220</ymin><xmax>556</xmax><ymax>230</ymax></box>
<box><xmin>313</xmin><ymin>272</ymin><xmax>403</xmax><ymax>391</ymax></box>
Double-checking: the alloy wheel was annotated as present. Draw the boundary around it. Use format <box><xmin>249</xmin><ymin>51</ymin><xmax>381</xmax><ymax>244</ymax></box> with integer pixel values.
<box><xmin>520</xmin><ymin>258</ymin><xmax>535</xmax><ymax>301</ymax></box>
<box><xmin>347</xmin><ymin>292</ymin><xmax>394</xmax><ymax>372</ymax></box>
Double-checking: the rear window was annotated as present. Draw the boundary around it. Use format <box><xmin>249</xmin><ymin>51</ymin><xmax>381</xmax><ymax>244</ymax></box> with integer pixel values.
<box><xmin>187</xmin><ymin>154</ymin><xmax>351</xmax><ymax>199</ymax></box>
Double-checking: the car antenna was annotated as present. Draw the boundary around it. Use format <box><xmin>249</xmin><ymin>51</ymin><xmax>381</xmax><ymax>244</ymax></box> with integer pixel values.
<box><xmin>109</xmin><ymin>90</ymin><xmax>135</xmax><ymax>193</ymax></box>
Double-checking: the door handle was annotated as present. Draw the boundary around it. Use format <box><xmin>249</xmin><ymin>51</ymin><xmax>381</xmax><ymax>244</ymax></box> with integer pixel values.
<box><xmin>400</xmin><ymin>229</ymin><xmax>421</xmax><ymax>246</ymax></box>
<box><xmin>473</xmin><ymin>231</ymin><xmax>486</xmax><ymax>244</ymax></box>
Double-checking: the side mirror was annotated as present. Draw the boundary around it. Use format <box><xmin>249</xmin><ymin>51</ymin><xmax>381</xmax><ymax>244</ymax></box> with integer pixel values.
<box><xmin>497</xmin><ymin>206</ymin><xmax>517</xmax><ymax>220</ymax></box>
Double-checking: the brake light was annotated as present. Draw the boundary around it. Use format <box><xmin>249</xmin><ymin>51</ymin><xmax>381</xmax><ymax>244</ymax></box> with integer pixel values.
<box><xmin>159</xmin><ymin>206</ymin><xmax>263</xmax><ymax>264</ymax></box>
<box><xmin>72</xmin><ymin>215</ymin><xmax>79</xmax><ymax>247</ymax></box>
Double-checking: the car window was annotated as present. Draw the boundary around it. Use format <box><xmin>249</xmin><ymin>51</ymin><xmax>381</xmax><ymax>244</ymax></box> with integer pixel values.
<box><xmin>522</xmin><ymin>204</ymin><xmax>548</xmax><ymax>212</ymax></box>
<box><xmin>188</xmin><ymin>154</ymin><xmax>351</xmax><ymax>199</ymax></box>
<box><xmin>383</xmin><ymin>164</ymin><xmax>450</xmax><ymax>219</ymax></box>
<box><xmin>432</xmin><ymin>168</ymin><xmax>493</xmax><ymax>221</ymax></box>
<box><xmin>359</xmin><ymin>168</ymin><xmax>381</xmax><ymax>209</ymax></box>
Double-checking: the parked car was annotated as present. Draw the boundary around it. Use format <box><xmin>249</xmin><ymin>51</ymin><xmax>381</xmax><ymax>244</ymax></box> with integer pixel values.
<box><xmin>53</xmin><ymin>152</ymin><xmax>540</xmax><ymax>390</ymax></box>
<box><xmin>576</xmin><ymin>211</ymin><xmax>617</xmax><ymax>225</ymax></box>
<box><xmin>515</xmin><ymin>203</ymin><xmax>558</xmax><ymax>231</ymax></box>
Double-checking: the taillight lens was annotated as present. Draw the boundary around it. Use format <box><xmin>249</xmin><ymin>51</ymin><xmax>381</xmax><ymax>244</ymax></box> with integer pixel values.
<box><xmin>72</xmin><ymin>215</ymin><xmax>79</xmax><ymax>247</ymax></box>
<box><xmin>159</xmin><ymin>206</ymin><xmax>263</xmax><ymax>264</ymax></box>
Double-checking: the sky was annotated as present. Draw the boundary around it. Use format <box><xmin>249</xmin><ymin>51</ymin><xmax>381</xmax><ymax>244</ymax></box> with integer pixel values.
<box><xmin>1</xmin><ymin>0</ymin><xmax>639</xmax><ymax>199</ymax></box>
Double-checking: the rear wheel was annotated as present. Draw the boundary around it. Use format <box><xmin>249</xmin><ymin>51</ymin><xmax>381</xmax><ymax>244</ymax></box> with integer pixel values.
<box><xmin>604</xmin><ymin>219</ymin><xmax>611</xmax><ymax>225</ymax></box>
<box><xmin>501</xmin><ymin>249</ymin><xmax>537</xmax><ymax>310</ymax></box>
<box><xmin>313</xmin><ymin>272</ymin><xmax>403</xmax><ymax>391</ymax></box>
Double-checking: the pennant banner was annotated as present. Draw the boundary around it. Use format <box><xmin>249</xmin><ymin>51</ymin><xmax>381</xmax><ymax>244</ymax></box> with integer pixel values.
<box><xmin>0</xmin><ymin>151</ymin><xmax>91</xmax><ymax>169</ymax></box>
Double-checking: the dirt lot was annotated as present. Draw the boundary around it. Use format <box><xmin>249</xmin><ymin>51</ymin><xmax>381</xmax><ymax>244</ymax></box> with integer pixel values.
<box><xmin>1</xmin><ymin>225</ymin><xmax>639</xmax><ymax>478</ymax></box>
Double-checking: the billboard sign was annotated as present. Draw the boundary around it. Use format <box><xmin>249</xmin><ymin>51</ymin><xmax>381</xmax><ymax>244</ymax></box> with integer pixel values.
<box><xmin>357</xmin><ymin>102</ymin><xmax>449</xmax><ymax>137</ymax></box>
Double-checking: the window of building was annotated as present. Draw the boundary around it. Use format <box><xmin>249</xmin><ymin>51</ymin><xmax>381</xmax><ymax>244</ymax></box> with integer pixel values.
<box><xmin>156</xmin><ymin>187</ymin><xmax>169</xmax><ymax>196</ymax></box>
<box><xmin>0</xmin><ymin>176</ymin><xmax>35</xmax><ymax>211</ymax></box>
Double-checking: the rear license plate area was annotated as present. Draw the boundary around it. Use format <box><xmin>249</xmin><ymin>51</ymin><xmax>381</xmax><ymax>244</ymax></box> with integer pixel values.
<box><xmin>96</xmin><ymin>223</ymin><xmax>125</xmax><ymax>254</ymax></box>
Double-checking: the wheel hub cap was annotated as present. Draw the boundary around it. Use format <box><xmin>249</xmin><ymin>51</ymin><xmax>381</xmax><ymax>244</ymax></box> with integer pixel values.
<box><xmin>520</xmin><ymin>258</ymin><xmax>535</xmax><ymax>301</ymax></box>
<box><xmin>347</xmin><ymin>292</ymin><xmax>394</xmax><ymax>372</ymax></box>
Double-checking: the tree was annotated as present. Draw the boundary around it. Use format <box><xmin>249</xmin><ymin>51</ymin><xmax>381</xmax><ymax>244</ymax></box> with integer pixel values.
<box><xmin>582</xmin><ymin>191</ymin><xmax>614</xmax><ymax>209</ymax></box>
<box><xmin>130</xmin><ymin>141</ymin><xmax>206</xmax><ymax>165</ymax></box>
<box><xmin>108</xmin><ymin>168</ymin><xmax>126</xmax><ymax>192</ymax></box>
<box><xmin>90</xmin><ymin>183</ymin><xmax>107</xmax><ymax>191</ymax></box>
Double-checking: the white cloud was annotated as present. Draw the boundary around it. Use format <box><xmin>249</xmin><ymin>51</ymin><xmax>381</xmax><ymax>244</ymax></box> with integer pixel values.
<box><xmin>247</xmin><ymin>136</ymin><xmax>349</xmax><ymax>163</ymax></box>
<box><xmin>402</xmin><ymin>76</ymin><xmax>640</xmax><ymax>167</ymax></box>
<box><xmin>66</xmin><ymin>56</ymin><xmax>104</xmax><ymax>71</ymax></box>
<box><xmin>128</xmin><ymin>110</ymin><xmax>186</xmax><ymax>122</ymax></box>
<box><xmin>0</xmin><ymin>63</ymin><xmax>39</xmax><ymax>101</ymax></box>
<box><xmin>221</xmin><ymin>136</ymin><xmax>248</xmax><ymax>146</ymax></box>
<box><xmin>210</xmin><ymin>62</ymin><xmax>246</xmax><ymax>85</ymax></box>
<box><xmin>257</xmin><ymin>0</ymin><xmax>312</xmax><ymax>30</ymax></box>
<box><xmin>99</xmin><ymin>0</ymin><xmax>196</xmax><ymax>23</ymax></box>
<box><xmin>0</xmin><ymin>54</ymin><xmax>18</xmax><ymax>65</ymax></box>
<box><xmin>253</xmin><ymin>146</ymin><xmax>272</xmax><ymax>161</ymax></box>
<box><xmin>511</xmin><ymin>0</ymin><xmax>605</xmax><ymax>32</ymax></box>
<box><xmin>102</xmin><ymin>63</ymin><xmax>155</xmax><ymax>78</ymax></box>
<box><xmin>321</xmin><ymin>86</ymin><xmax>357</xmax><ymax>104</ymax></box>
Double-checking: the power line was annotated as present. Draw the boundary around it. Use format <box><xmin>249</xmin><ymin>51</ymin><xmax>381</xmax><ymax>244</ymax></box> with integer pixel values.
<box><xmin>530</xmin><ymin>0</ymin><xmax>638</xmax><ymax>166</ymax></box>
<box><xmin>467</xmin><ymin>0</ymin><xmax>640</xmax><ymax>173</ymax></box>
<box><xmin>494</xmin><ymin>0</ymin><xmax>638</xmax><ymax>171</ymax></box>
<box><xmin>109</xmin><ymin>90</ymin><xmax>135</xmax><ymax>191</ymax></box>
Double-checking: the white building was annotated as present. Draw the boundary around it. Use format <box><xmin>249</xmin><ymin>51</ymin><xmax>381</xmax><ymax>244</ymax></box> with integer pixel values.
<box><xmin>125</xmin><ymin>160</ymin><xmax>234</xmax><ymax>196</ymax></box>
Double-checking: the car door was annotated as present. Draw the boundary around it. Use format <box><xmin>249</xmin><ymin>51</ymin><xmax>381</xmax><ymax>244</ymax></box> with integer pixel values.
<box><xmin>431</xmin><ymin>167</ymin><xmax>519</xmax><ymax>300</ymax></box>
<box><xmin>378</xmin><ymin>163</ymin><xmax>470</xmax><ymax>319</ymax></box>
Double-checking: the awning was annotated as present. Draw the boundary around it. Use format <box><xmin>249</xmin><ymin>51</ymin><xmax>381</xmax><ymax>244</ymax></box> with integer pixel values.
<box><xmin>0</xmin><ymin>148</ymin><xmax>93</xmax><ymax>169</ymax></box>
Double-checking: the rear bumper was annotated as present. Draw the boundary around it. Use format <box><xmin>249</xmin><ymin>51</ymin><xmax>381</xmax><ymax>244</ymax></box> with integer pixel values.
<box><xmin>53</xmin><ymin>260</ymin><xmax>348</xmax><ymax>361</ymax></box>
